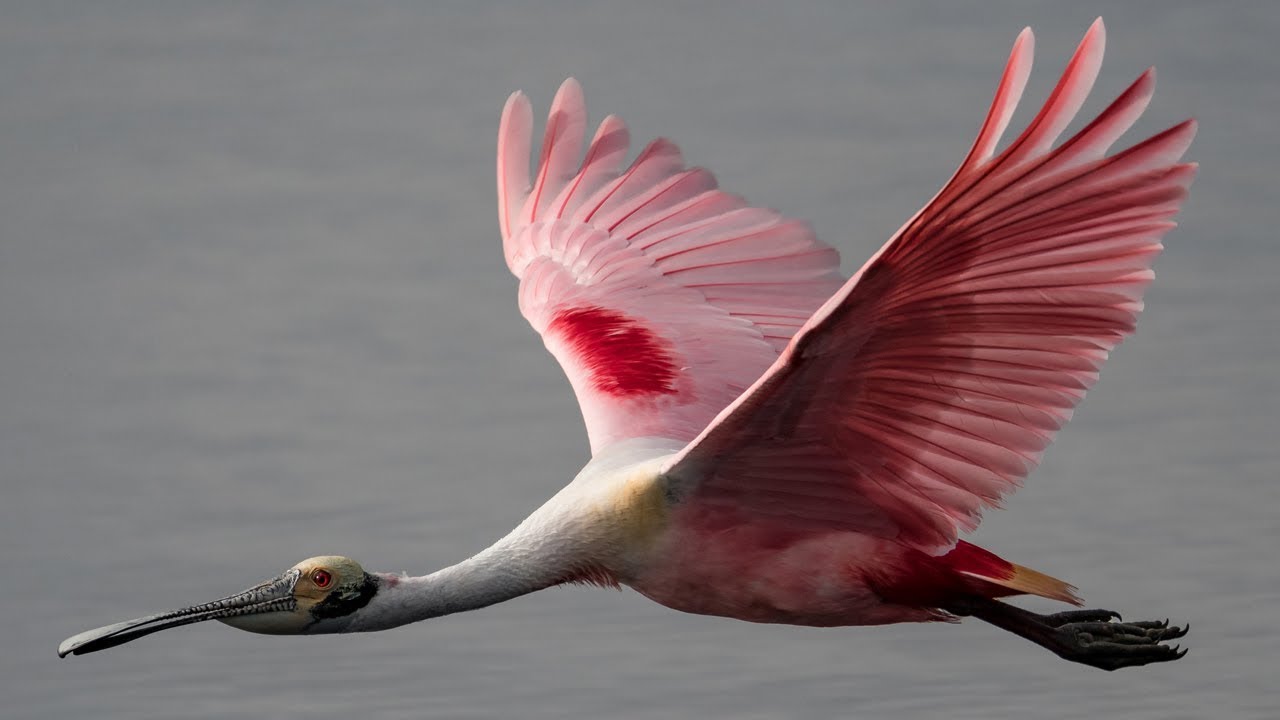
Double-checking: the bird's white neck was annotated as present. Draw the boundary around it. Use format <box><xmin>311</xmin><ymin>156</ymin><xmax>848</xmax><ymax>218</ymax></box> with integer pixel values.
<box><xmin>343</xmin><ymin>518</ymin><xmax>581</xmax><ymax>632</ymax></box>
<box><xmin>338</xmin><ymin>440</ymin><xmax>681</xmax><ymax>633</ymax></box>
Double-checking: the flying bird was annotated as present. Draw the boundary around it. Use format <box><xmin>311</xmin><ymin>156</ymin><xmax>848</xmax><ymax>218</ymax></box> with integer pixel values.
<box><xmin>61</xmin><ymin>19</ymin><xmax>1194</xmax><ymax>671</ymax></box>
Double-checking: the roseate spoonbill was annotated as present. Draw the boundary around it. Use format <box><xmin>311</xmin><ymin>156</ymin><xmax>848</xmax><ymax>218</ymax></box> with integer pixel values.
<box><xmin>61</xmin><ymin>19</ymin><xmax>1193</xmax><ymax>671</ymax></box>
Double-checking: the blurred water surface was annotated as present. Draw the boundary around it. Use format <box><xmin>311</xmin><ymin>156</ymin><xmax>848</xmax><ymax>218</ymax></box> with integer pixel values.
<box><xmin>2</xmin><ymin>2</ymin><xmax>1277</xmax><ymax>719</ymax></box>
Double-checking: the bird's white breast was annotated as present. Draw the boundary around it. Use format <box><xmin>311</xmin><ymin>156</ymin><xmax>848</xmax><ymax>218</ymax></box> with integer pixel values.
<box><xmin>537</xmin><ymin>437</ymin><xmax>686</xmax><ymax>576</ymax></box>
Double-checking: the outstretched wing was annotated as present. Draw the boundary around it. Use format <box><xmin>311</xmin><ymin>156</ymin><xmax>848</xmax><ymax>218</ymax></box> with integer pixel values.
<box><xmin>498</xmin><ymin>80</ymin><xmax>844</xmax><ymax>454</ymax></box>
<box><xmin>664</xmin><ymin>20</ymin><xmax>1197</xmax><ymax>550</ymax></box>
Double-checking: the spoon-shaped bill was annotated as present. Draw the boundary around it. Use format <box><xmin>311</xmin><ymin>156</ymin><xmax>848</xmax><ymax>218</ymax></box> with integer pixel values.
<box><xmin>58</xmin><ymin>569</ymin><xmax>301</xmax><ymax>658</ymax></box>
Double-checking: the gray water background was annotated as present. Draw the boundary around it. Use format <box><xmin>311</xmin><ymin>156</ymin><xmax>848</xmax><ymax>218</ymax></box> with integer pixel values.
<box><xmin>3</xmin><ymin>2</ymin><xmax>1277</xmax><ymax>718</ymax></box>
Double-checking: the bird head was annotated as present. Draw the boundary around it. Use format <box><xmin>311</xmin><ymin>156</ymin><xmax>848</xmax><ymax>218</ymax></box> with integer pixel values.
<box><xmin>58</xmin><ymin>555</ymin><xmax>380</xmax><ymax>657</ymax></box>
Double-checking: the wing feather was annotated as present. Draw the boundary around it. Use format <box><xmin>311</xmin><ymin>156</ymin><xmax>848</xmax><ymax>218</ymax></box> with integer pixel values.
<box><xmin>664</xmin><ymin>19</ymin><xmax>1196</xmax><ymax>550</ymax></box>
<box><xmin>498</xmin><ymin>81</ymin><xmax>844</xmax><ymax>453</ymax></box>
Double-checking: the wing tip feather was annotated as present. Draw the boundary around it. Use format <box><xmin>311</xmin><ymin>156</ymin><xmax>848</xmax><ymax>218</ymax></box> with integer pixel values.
<box><xmin>498</xmin><ymin>89</ymin><xmax>535</xmax><ymax>243</ymax></box>
<box><xmin>549</xmin><ymin>78</ymin><xmax>586</xmax><ymax>126</ymax></box>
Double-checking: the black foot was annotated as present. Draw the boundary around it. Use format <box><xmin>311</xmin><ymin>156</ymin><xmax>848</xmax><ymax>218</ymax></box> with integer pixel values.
<box><xmin>945</xmin><ymin>598</ymin><xmax>1189</xmax><ymax>671</ymax></box>
<box><xmin>1049</xmin><ymin>616</ymin><xmax>1188</xmax><ymax>671</ymax></box>
<box><xmin>1041</xmin><ymin>608</ymin><xmax>1122</xmax><ymax>627</ymax></box>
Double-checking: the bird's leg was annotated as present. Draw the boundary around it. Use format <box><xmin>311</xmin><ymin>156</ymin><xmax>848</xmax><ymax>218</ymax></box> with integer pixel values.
<box><xmin>944</xmin><ymin>596</ymin><xmax>1188</xmax><ymax>671</ymax></box>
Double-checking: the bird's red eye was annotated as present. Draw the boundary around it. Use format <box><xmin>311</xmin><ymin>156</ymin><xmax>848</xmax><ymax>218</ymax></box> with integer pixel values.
<box><xmin>311</xmin><ymin>569</ymin><xmax>333</xmax><ymax>588</ymax></box>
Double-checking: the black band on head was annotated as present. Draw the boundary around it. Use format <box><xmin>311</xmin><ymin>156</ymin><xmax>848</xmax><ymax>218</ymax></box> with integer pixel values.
<box><xmin>311</xmin><ymin>572</ymin><xmax>379</xmax><ymax>620</ymax></box>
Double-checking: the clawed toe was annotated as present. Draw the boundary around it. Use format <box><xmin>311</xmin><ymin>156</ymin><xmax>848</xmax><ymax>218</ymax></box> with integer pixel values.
<box><xmin>1054</xmin><ymin>614</ymin><xmax>1190</xmax><ymax>671</ymax></box>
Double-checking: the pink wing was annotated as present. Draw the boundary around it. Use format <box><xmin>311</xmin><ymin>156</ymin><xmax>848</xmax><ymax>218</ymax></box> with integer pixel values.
<box><xmin>664</xmin><ymin>19</ymin><xmax>1197</xmax><ymax>550</ymax></box>
<box><xmin>498</xmin><ymin>80</ymin><xmax>844</xmax><ymax>454</ymax></box>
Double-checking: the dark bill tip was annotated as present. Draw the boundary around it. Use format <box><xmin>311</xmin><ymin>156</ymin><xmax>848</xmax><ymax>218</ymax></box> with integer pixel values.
<box><xmin>58</xmin><ymin>569</ymin><xmax>300</xmax><ymax>658</ymax></box>
<box><xmin>59</xmin><ymin>613</ymin><xmax>206</xmax><ymax>658</ymax></box>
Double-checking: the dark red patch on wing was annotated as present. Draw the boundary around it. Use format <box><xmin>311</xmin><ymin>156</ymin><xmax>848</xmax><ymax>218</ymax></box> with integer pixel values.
<box><xmin>548</xmin><ymin>305</ymin><xmax>679</xmax><ymax>397</ymax></box>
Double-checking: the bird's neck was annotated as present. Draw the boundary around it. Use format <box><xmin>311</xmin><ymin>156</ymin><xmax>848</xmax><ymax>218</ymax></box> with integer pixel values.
<box><xmin>347</xmin><ymin>522</ymin><xmax>581</xmax><ymax>632</ymax></box>
<box><xmin>342</xmin><ymin>442</ymin><xmax>680</xmax><ymax>633</ymax></box>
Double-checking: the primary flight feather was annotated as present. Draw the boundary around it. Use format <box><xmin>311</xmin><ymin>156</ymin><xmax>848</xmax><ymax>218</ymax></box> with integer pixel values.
<box><xmin>62</xmin><ymin>19</ymin><xmax>1193</xmax><ymax>671</ymax></box>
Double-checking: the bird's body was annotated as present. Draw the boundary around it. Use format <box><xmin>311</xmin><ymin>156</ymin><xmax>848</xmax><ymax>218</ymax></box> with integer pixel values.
<box><xmin>399</xmin><ymin>437</ymin><xmax>1067</xmax><ymax>630</ymax></box>
<box><xmin>633</xmin><ymin>479</ymin><xmax>924</xmax><ymax>627</ymax></box>
<box><xmin>60</xmin><ymin>19</ymin><xmax>1194</xmax><ymax>671</ymax></box>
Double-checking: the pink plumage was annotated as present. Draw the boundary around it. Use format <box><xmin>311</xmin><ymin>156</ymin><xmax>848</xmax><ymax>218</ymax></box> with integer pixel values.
<box><xmin>500</xmin><ymin>78</ymin><xmax>844</xmax><ymax>452</ymax></box>
<box><xmin>502</xmin><ymin>19</ymin><xmax>1194</xmax><ymax>551</ymax></box>
<box><xmin>500</xmin><ymin>18</ymin><xmax>1194</xmax><ymax>646</ymax></box>
<box><xmin>665</xmin><ymin>20</ymin><xmax>1195</xmax><ymax>553</ymax></box>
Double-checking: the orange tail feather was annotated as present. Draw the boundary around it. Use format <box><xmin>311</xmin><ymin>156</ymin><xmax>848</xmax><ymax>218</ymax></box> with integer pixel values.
<box><xmin>944</xmin><ymin>540</ymin><xmax>1082</xmax><ymax>605</ymax></box>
